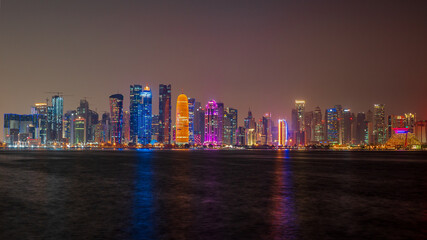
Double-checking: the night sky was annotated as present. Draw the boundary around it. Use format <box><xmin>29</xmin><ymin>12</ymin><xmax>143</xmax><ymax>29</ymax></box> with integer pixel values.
<box><xmin>1</xmin><ymin>0</ymin><xmax>427</xmax><ymax>139</ymax></box>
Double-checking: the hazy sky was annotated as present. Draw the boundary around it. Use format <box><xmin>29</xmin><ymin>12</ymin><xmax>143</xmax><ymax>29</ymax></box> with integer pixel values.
<box><xmin>1</xmin><ymin>0</ymin><xmax>427</xmax><ymax>139</ymax></box>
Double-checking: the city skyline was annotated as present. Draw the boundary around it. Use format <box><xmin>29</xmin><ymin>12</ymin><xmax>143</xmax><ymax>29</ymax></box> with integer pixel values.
<box><xmin>1</xmin><ymin>1</ymin><xmax>427</xmax><ymax>139</ymax></box>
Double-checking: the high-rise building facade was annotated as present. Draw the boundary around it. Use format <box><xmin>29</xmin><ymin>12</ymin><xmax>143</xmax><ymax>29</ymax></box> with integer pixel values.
<box><xmin>188</xmin><ymin>98</ymin><xmax>195</xmax><ymax>145</ymax></box>
<box><xmin>122</xmin><ymin>111</ymin><xmax>130</xmax><ymax>143</ymax></box>
<box><xmin>138</xmin><ymin>86</ymin><xmax>152</xmax><ymax>145</ymax></box>
<box><xmin>326</xmin><ymin>108</ymin><xmax>339</xmax><ymax>144</ymax></box>
<box><xmin>159</xmin><ymin>84</ymin><xmax>171</xmax><ymax>144</ymax></box>
<box><xmin>194</xmin><ymin>103</ymin><xmax>205</xmax><ymax>145</ymax></box>
<box><xmin>51</xmin><ymin>95</ymin><xmax>63</xmax><ymax>142</ymax></box>
<box><xmin>356</xmin><ymin>112</ymin><xmax>367</xmax><ymax>144</ymax></box>
<box><xmin>262</xmin><ymin>113</ymin><xmax>273</xmax><ymax>145</ymax></box>
<box><xmin>373</xmin><ymin>104</ymin><xmax>386</xmax><ymax>144</ymax></box>
<box><xmin>313</xmin><ymin>106</ymin><xmax>323</xmax><ymax>143</ymax></box>
<box><xmin>109</xmin><ymin>94</ymin><xmax>124</xmax><ymax>145</ymax></box>
<box><xmin>244</xmin><ymin>110</ymin><xmax>257</xmax><ymax>146</ymax></box>
<box><xmin>217</xmin><ymin>102</ymin><xmax>224</xmax><ymax>146</ymax></box>
<box><xmin>151</xmin><ymin>114</ymin><xmax>160</xmax><ymax>143</ymax></box>
<box><xmin>204</xmin><ymin>100</ymin><xmax>219</xmax><ymax>146</ymax></box>
<box><xmin>223</xmin><ymin>108</ymin><xmax>238</xmax><ymax>146</ymax></box>
<box><xmin>129</xmin><ymin>85</ymin><xmax>142</xmax><ymax>143</ymax></box>
<box><xmin>295</xmin><ymin>100</ymin><xmax>305</xmax><ymax>145</ymax></box>
<box><xmin>176</xmin><ymin>94</ymin><xmax>189</xmax><ymax>145</ymax></box>
<box><xmin>278</xmin><ymin>119</ymin><xmax>288</xmax><ymax>146</ymax></box>
<box><xmin>342</xmin><ymin>109</ymin><xmax>352</xmax><ymax>144</ymax></box>
<box><xmin>73</xmin><ymin>117</ymin><xmax>86</xmax><ymax>145</ymax></box>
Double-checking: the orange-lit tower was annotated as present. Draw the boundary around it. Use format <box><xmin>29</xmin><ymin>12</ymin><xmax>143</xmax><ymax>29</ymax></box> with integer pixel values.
<box><xmin>176</xmin><ymin>94</ymin><xmax>189</xmax><ymax>144</ymax></box>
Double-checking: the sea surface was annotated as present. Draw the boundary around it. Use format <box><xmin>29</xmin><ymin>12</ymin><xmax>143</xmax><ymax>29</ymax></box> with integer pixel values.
<box><xmin>0</xmin><ymin>150</ymin><xmax>426</xmax><ymax>240</ymax></box>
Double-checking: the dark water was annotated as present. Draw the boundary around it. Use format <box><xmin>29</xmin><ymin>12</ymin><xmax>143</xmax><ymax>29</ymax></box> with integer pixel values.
<box><xmin>0</xmin><ymin>150</ymin><xmax>426</xmax><ymax>240</ymax></box>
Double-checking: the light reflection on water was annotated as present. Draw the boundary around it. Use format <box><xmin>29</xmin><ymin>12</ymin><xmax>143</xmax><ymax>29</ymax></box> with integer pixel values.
<box><xmin>0</xmin><ymin>150</ymin><xmax>427</xmax><ymax>239</ymax></box>
<box><xmin>270</xmin><ymin>150</ymin><xmax>297</xmax><ymax>239</ymax></box>
<box><xmin>131</xmin><ymin>151</ymin><xmax>154</xmax><ymax>240</ymax></box>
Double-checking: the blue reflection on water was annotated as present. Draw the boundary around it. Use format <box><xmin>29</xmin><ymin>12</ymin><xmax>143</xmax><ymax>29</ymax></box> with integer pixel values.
<box><xmin>131</xmin><ymin>151</ymin><xmax>155</xmax><ymax>240</ymax></box>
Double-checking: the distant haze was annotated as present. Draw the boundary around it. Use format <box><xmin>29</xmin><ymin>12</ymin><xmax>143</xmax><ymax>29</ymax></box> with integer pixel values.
<box><xmin>1</xmin><ymin>0</ymin><xmax>427</xmax><ymax>140</ymax></box>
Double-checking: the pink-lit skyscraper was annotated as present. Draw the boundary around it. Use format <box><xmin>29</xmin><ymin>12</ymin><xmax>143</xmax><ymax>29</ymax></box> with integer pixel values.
<box><xmin>204</xmin><ymin>100</ymin><xmax>219</xmax><ymax>146</ymax></box>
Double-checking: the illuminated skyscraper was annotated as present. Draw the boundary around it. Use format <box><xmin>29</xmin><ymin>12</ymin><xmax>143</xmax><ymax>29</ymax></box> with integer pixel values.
<box><xmin>304</xmin><ymin>111</ymin><xmax>313</xmax><ymax>144</ymax></box>
<box><xmin>244</xmin><ymin>110</ymin><xmax>257</xmax><ymax>146</ymax></box>
<box><xmin>356</xmin><ymin>112</ymin><xmax>367</xmax><ymax>144</ymax></box>
<box><xmin>313</xmin><ymin>106</ymin><xmax>323</xmax><ymax>143</ymax></box>
<box><xmin>129</xmin><ymin>84</ymin><xmax>142</xmax><ymax>143</ymax></box>
<box><xmin>373</xmin><ymin>104</ymin><xmax>386</xmax><ymax>144</ymax></box>
<box><xmin>159</xmin><ymin>84</ymin><xmax>171</xmax><ymax>144</ymax></box>
<box><xmin>176</xmin><ymin>94</ymin><xmax>189</xmax><ymax>145</ymax></box>
<box><xmin>204</xmin><ymin>100</ymin><xmax>219</xmax><ymax>146</ymax></box>
<box><xmin>52</xmin><ymin>95</ymin><xmax>63</xmax><ymax>142</ymax></box>
<box><xmin>73</xmin><ymin>117</ymin><xmax>86</xmax><ymax>145</ymax></box>
<box><xmin>295</xmin><ymin>100</ymin><xmax>305</xmax><ymax>145</ymax></box>
<box><xmin>188</xmin><ymin>98</ymin><xmax>195</xmax><ymax>144</ymax></box>
<box><xmin>33</xmin><ymin>103</ymin><xmax>48</xmax><ymax>144</ymax></box>
<box><xmin>223</xmin><ymin>108</ymin><xmax>238</xmax><ymax>145</ymax></box>
<box><xmin>334</xmin><ymin>105</ymin><xmax>344</xmax><ymax>144</ymax></box>
<box><xmin>109</xmin><ymin>94</ymin><xmax>124</xmax><ymax>145</ymax></box>
<box><xmin>342</xmin><ymin>109</ymin><xmax>352</xmax><ymax>144</ymax></box>
<box><xmin>151</xmin><ymin>114</ymin><xmax>160</xmax><ymax>143</ymax></box>
<box><xmin>138</xmin><ymin>86</ymin><xmax>152</xmax><ymax>145</ymax></box>
<box><xmin>63</xmin><ymin>110</ymin><xmax>76</xmax><ymax>142</ymax></box>
<box><xmin>123</xmin><ymin>111</ymin><xmax>130</xmax><ymax>143</ymax></box>
<box><xmin>326</xmin><ymin>108</ymin><xmax>339</xmax><ymax>144</ymax></box>
<box><xmin>262</xmin><ymin>113</ymin><xmax>273</xmax><ymax>145</ymax></box>
<box><xmin>194</xmin><ymin>103</ymin><xmax>204</xmax><ymax>145</ymax></box>
<box><xmin>278</xmin><ymin>119</ymin><xmax>288</xmax><ymax>146</ymax></box>
<box><xmin>217</xmin><ymin>102</ymin><xmax>224</xmax><ymax>145</ymax></box>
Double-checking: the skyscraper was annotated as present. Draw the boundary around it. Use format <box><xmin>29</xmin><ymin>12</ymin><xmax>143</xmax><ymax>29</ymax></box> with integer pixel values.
<box><xmin>129</xmin><ymin>84</ymin><xmax>142</xmax><ymax>143</ymax></box>
<box><xmin>122</xmin><ymin>111</ymin><xmax>130</xmax><ymax>143</ymax></box>
<box><xmin>244</xmin><ymin>110</ymin><xmax>257</xmax><ymax>146</ymax></box>
<box><xmin>33</xmin><ymin>103</ymin><xmax>48</xmax><ymax>144</ymax></box>
<box><xmin>73</xmin><ymin>117</ymin><xmax>86</xmax><ymax>145</ymax></box>
<box><xmin>356</xmin><ymin>112</ymin><xmax>367</xmax><ymax>144</ymax></box>
<box><xmin>159</xmin><ymin>84</ymin><xmax>171</xmax><ymax>144</ymax></box>
<box><xmin>278</xmin><ymin>119</ymin><xmax>288</xmax><ymax>146</ymax></box>
<box><xmin>52</xmin><ymin>95</ymin><xmax>63</xmax><ymax>142</ymax></box>
<box><xmin>326</xmin><ymin>108</ymin><xmax>339</xmax><ymax>144</ymax></box>
<box><xmin>223</xmin><ymin>108</ymin><xmax>238</xmax><ymax>146</ymax></box>
<box><xmin>342</xmin><ymin>109</ymin><xmax>352</xmax><ymax>144</ymax></box>
<box><xmin>188</xmin><ymin>98</ymin><xmax>195</xmax><ymax>145</ymax></box>
<box><xmin>194</xmin><ymin>103</ymin><xmax>205</xmax><ymax>145</ymax></box>
<box><xmin>373</xmin><ymin>104</ymin><xmax>386</xmax><ymax>144</ymax></box>
<box><xmin>138</xmin><ymin>86</ymin><xmax>152</xmax><ymax>145</ymax></box>
<box><xmin>217</xmin><ymin>102</ymin><xmax>224</xmax><ymax>146</ymax></box>
<box><xmin>295</xmin><ymin>100</ymin><xmax>305</xmax><ymax>145</ymax></box>
<box><xmin>262</xmin><ymin>113</ymin><xmax>273</xmax><ymax>145</ymax></box>
<box><xmin>109</xmin><ymin>94</ymin><xmax>124</xmax><ymax>145</ymax></box>
<box><xmin>176</xmin><ymin>94</ymin><xmax>189</xmax><ymax>145</ymax></box>
<box><xmin>313</xmin><ymin>106</ymin><xmax>323</xmax><ymax>143</ymax></box>
<box><xmin>204</xmin><ymin>100</ymin><xmax>219</xmax><ymax>146</ymax></box>
<box><xmin>151</xmin><ymin>114</ymin><xmax>160</xmax><ymax>143</ymax></box>
<box><xmin>334</xmin><ymin>104</ymin><xmax>344</xmax><ymax>144</ymax></box>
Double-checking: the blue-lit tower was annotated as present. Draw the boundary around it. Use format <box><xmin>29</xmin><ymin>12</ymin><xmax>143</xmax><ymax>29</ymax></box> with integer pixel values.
<box><xmin>138</xmin><ymin>86</ymin><xmax>152</xmax><ymax>145</ymax></box>
<box><xmin>326</xmin><ymin>108</ymin><xmax>339</xmax><ymax>144</ymax></box>
<box><xmin>130</xmin><ymin>85</ymin><xmax>142</xmax><ymax>144</ymax></box>
<box><xmin>188</xmin><ymin>98</ymin><xmax>195</xmax><ymax>145</ymax></box>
